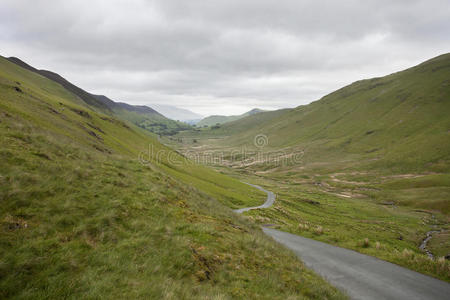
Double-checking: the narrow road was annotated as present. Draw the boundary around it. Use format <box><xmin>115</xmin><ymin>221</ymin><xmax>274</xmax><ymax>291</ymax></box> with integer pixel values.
<box><xmin>234</xmin><ymin>183</ymin><xmax>275</xmax><ymax>213</ymax></box>
<box><xmin>236</xmin><ymin>183</ymin><xmax>450</xmax><ymax>300</ymax></box>
<box><xmin>264</xmin><ymin>228</ymin><xmax>450</xmax><ymax>300</ymax></box>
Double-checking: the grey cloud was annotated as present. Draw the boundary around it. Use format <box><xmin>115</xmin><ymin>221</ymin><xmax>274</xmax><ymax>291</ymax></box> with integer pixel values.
<box><xmin>1</xmin><ymin>0</ymin><xmax>449</xmax><ymax>115</ymax></box>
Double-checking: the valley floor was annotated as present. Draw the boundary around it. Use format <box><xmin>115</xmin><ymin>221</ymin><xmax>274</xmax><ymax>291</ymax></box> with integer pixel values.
<box><xmin>226</xmin><ymin>167</ymin><xmax>450</xmax><ymax>282</ymax></box>
<box><xmin>168</xmin><ymin>137</ymin><xmax>450</xmax><ymax>282</ymax></box>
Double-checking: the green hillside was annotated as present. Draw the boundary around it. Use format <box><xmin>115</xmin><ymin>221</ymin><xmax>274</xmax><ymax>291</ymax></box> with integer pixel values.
<box><xmin>7</xmin><ymin>57</ymin><xmax>112</xmax><ymax>113</ymax></box>
<box><xmin>7</xmin><ymin>57</ymin><xmax>191</xmax><ymax>136</ymax></box>
<box><xmin>196</xmin><ymin>108</ymin><xmax>265</xmax><ymax>127</ymax></box>
<box><xmin>180</xmin><ymin>108</ymin><xmax>289</xmax><ymax>139</ymax></box>
<box><xmin>175</xmin><ymin>54</ymin><xmax>450</xmax><ymax>216</ymax></box>
<box><xmin>184</xmin><ymin>54</ymin><xmax>450</xmax><ymax>173</ymax></box>
<box><xmin>0</xmin><ymin>56</ymin><xmax>344</xmax><ymax>298</ymax></box>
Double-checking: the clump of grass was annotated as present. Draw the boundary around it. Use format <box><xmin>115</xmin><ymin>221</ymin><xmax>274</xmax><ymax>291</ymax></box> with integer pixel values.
<box><xmin>375</xmin><ymin>241</ymin><xmax>381</xmax><ymax>250</ymax></box>
<box><xmin>357</xmin><ymin>238</ymin><xmax>370</xmax><ymax>248</ymax></box>
<box><xmin>393</xmin><ymin>249</ymin><xmax>450</xmax><ymax>280</ymax></box>
<box><xmin>314</xmin><ymin>225</ymin><xmax>324</xmax><ymax>235</ymax></box>
<box><xmin>363</xmin><ymin>238</ymin><xmax>370</xmax><ymax>248</ymax></box>
<box><xmin>402</xmin><ymin>248</ymin><xmax>414</xmax><ymax>258</ymax></box>
<box><xmin>437</xmin><ymin>257</ymin><xmax>448</xmax><ymax>272</ymax></box>
<box><xmin>297</xmin><ymin>222</ymin><xmax>310</xmax><ymax>231</ymax></box>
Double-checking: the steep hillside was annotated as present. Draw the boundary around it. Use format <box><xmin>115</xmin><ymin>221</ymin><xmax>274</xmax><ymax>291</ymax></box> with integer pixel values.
<box><xmin>197</xmin><ymin>108</ymin><xmax>265</xmax><ymax>127</ymax></box>
<box><xmin>0</xmin><ymin>56</ymin><xmax>344</xmax><ymax>298</ymax></box>
<box><xmin>6</xmin><ymin>57</ymin><xmax>191</xmax><ymax>136</ymax></box>
<box><xmin>7</xmin><ymin>57</ymin><xmax>111</xmax><ymax>112</ymax></box>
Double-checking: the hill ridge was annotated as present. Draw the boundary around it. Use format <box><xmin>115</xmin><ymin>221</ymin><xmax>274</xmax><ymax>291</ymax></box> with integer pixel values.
<box><xmin>6</xmin><ymin>56</ymin><xmax>191</xmax><ymax>135</ymax></box>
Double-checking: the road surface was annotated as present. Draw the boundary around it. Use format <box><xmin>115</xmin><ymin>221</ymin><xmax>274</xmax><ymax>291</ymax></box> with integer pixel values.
<box><xmin>264</xmin><ymin>227</ymin><xmax>450</xmax><ymax>300</ymax></box>
<box><xmin>234</xmin><ymin>183</ymin><xmax>275</xmax><ymax>213</ymax></box>
<box><xmin>236</xmin><ymin>183</ymin><xmax>450</xmax><ymax>300</ymax></box>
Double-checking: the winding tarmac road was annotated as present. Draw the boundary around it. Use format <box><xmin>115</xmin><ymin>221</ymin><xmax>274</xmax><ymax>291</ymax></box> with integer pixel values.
<box><xmin>236</xmin><ymin>183</ymin><xmax>450</xmax><ymax>300</ymax></box>
<box><xmin>234</xmin><ymin>183</ymin><xmax>276</xmax><ymax>213</ymax></box>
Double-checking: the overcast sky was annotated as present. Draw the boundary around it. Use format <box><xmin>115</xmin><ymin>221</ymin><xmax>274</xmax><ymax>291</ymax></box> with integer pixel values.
<box><xmin>1</xmin><ymin>0</ymin><xmax>449</xmax><ymax>116</ymax></box>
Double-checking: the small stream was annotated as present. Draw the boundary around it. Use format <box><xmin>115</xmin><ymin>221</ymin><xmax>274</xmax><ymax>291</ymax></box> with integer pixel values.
<box><xmin>418</xmin><ymin>230</ymin><xmax>442</xmax><ymax>259</ymax></box>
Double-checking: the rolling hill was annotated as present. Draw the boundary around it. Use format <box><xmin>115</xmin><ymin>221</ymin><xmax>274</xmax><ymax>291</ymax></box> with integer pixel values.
<box><xmin>0</xmin><ymin>56</ymin><xmax>344</xmax><ymax>298</ymax></box>
<box><xmin>196</xmin><ymin>108</ymin><xmax>265</xmax><ymax>127</ymax></box>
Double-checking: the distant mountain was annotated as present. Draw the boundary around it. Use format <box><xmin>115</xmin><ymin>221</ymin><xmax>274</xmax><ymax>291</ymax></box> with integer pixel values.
<box><xmin>92</xmin><ymin>94</ymin><xmax>161</xmax><ymax>115</ymax></box>
<box><xmin>149</xmin><ymin>104</ymin><xmax>203</xmax><ymax>123</ymax></box>
<box><xmin>92</xmin><ymin>95</ymin><xmax>191</xmax><ymax>136</ymax></box>
<box><xmin>7</xmin><ymin>57</ymin><xmax>190</xmax><ymax>135</ymax></box>
<box><xmin>197</xmin><ymin>108</ymin><xmax>265</xmax><ymax>127</ymax></box>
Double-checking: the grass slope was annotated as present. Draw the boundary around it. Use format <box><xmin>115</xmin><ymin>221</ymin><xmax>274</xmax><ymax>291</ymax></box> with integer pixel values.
<box><xmin>7</xmin><ymin>57</ymin><xmax>111</xmax><ymax>112</ymax></box>
<box><xmin>184</xmin><ymin>53</ymin><xmax>450</xmax><ymax>173</ymax></box>
<box><xmin>0</xmin><ymin>56</ymin><xmax>344</xmax><ymax>299</ymax></box>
